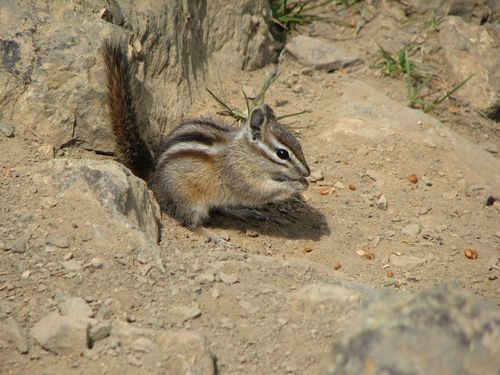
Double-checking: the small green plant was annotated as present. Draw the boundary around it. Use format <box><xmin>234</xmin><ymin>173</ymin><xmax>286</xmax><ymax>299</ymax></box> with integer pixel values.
<box><xmin>376</xmin><ymin>46</ymin><xmax>473</xmax><ymax>113</ymax></box>
<box><xmin>426</xmin><ymin>12</ymin><xmax>445</xmax><ymax>32</ymax></box>
<box><xmin>206</xmin><ymin>68</ymin><xmax>308</xmax><ymax>121</ymax></box>
<box><xmin>270</xmin><ymin>0</ymin><xmax>337</xmax><ymax>30</ymax></box>
<box><xmin>376</xmin><ymin>45</ymin><xmax>420</xmax><ymax>78</ymax></box>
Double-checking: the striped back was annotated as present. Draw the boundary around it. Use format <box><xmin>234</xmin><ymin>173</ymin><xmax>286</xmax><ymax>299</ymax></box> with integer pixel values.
<box><xmin>156</xmin><ymin>118</ymin><xmax>232</xmax><ymax>167</ymax></box>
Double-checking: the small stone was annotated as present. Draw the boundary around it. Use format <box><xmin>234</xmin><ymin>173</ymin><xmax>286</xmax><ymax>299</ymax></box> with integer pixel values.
<box><xmin>319</xmin><ymin>186</ymin><xmax>335</xmax><ymax>195</ymax></box>
<box><xmin>127</xmin><ymin>354</ymin><xmax>142</xmax><ymax>367</ymax></box>
<box><xmin>5</xmin><ymin>224</ymin><xmax>38</xmax><ymax>254</ymax></box>
<box><xmin>0</xmin><ymin>121</ymin><xmax>15</xmax><ymax>137</ymax></box>
<box><xmin>211</xmin><ymin>289</ymin><xmax>221</xmax><ymax>299</ymax></box>
<box><xmin>63</xmin><ymin>253</ymin><xmax>73</xmax><ymax>261</ymax></box>
<box><xmin>285</xmin><ymin>35</ymin><xmax>362</xmax><ymax>72</ymax></box>
<box><xmin>421</xmin><ymin>176</ymin><xmax>432</xmax><ymax>186</ymax></box>
<box><xmin>219</xmin><ymin>271</ymin><xmax>238</xmax><ymax>285</ymax></box>
<box><xmin>83</xmin><ymin>350</ymin><xmax>99</xmax><ymax>360</ymax></box>
<box><xmin>31</xmin><ymin>312</ymin><xmax>89</xmax><ymax>354</ymax></box>
<box><xmin>89</xmin><ymin>321</ymin><xmax>111</xmax><ymax>343</ymax></box>
<box><xmin>482</xmin><ymin>142</ymin><xmax>498</xmax><ymax>154</ymax></box>
<box><xmin>47</xmin><ymin>233</ymin><xmax>71</xmax><ymax>249</ymax></box>
<box><xmin>192</xmin><ymin>262</ymin><xmax>202</xmax><ymax>272</ymax></box>
<box><xmin>292</xmin><ymin>84</ymin><xmax>305</xmax><ymax>94</ymax></box>
<box><xmin>376</xmin><ymin>195</ymin><xmax>388</xmax><ymax>210</ymax></box>
<box><xmin>108</xmin><ymin>337</ymin><xmax>121</xmax><ymax>349</ymax></box>
<box><xmin>126</xmin><ymin>314</ymin><xmax>136</xmax><ymax>323</ymax></box>
<box><xmin>61</xmin><ymin>260</ymin><xmax>82</xmax><ymax>272</ymax></box>
<box><xmin>172</xmin><ymin>306</ymin><xmax>202</xmax><ymax>322</ymax></box>
<box><xmin>348</xmin><ymin>183</ymin><xmax>357</xmax><ymax>191</ymax></box>
<box><xmin>419</xmin><ymin>206</ymin><xmax>431</xmax><ymax>215</ymax></box>
<box><xmin>91</xmin><ymin>257</ymin><xmax>104</xmax><ymax>269</ymax></box>
<box><xmin>401</xmin><ymin>223</ymin><xmax>421</xmax><ymax>237</ymax></box>
<box><xmin>0</xmin><ymin>317</ymin><xmax>29</xmax><ymax>353</ymax></box>
<box><xmin>38</xmin><ymin>144</ymin><xmax>55</xmax><ymax>158</ymax></box>
<box><xmin>59</xmin><ymin>297</ymin><xmax>93</xmax><ymax>318</ymax></box>
<box><xmin>21</xmin><ymin>270</ymin><xmax>31</xmax><ymax>279</ymax></box>
<box><xmin>334</xmin><ymin>181</ymin><xmax>345</xmax><ymax>189</ymax></box>
<box><xmin>197</xmin><ymin>272</ymin><xmax>215</xmax><ymax>284</ymax></box>
<box><xmin>309</xmin><ymin>169</ymin><xmax>324</xmax><ymax>182</ymax></box>
<box><xmin>132</xmin><ymin>337</ymin><xmax>156</xmax><ymax>353</ymax></box>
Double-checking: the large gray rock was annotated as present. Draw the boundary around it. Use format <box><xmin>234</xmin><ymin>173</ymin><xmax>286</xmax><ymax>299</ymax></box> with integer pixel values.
<box><xmin>32</xmin><ymin>159</ymin><xmax>161</xmax><ymax>243</ymax></box>
<box><xmin>321</xmin><ymin>285</ymin><xmax>500</xmax><ymax>375</ymax></box>
<box><xmin>439</xmin><ymin>16</ymin><xmax>500</xmax><ymax>120</ymax></box>
<box><xmin>0</xmin><ymin>1</ymin><xmax>275</xmax><ymax>152</ymax></box>
<box><xmin>30</xmin><ymin>159</ymin><xmax>165</xmax><ymax>272</ymax></box>
<box><xmin>285</xmin><ymin>35</ymin><xmax>362</xmax><ymax>72</ymax></box>
<box><xmin>31</xmin><ymin>312</ymin><xmax>90</xmax><ymax>355</ymax></box>
<box><xmin>404</xmin><ymin>0</ymin><xmax>498</xmax><ymax>23</ymax></box>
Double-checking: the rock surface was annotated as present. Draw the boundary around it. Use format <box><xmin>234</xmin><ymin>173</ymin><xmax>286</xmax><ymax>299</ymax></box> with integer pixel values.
<box><xmin>404</xmin><ymin>0</ymin><xmax>498</xmax><ymax>23</ymax></box>
<box><xmin>321</xmin><ymin>285</ymin><xmax>500</xmax><ymax>375</ymax></box>
<box><xmin>440</xmin><ymin>16</ymin><xmax>500</xmax><ymax>119</ymax></box>
<box><xmin>0</xmin><ymin>0</ymin><xmax>275</xmax><ymax>152</ymax></box>
<box><xmin>110</xmin><ymin>321</ymin><xmax>215</xmax><ymax>375</ymax></box>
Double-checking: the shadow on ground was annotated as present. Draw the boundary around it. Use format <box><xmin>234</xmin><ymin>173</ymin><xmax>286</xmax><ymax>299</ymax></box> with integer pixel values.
<box><xmin>208</xmin><ymin>196</ymin><xmax>330</xmax><ymax>241</ymax></box>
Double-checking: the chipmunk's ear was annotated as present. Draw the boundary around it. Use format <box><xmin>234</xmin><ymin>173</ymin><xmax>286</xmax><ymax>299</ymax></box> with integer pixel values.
<box><xmin>248</xmin><ymin>108</ymin><xmax>265</xmax><ymax>141</ymax></box>
<box><xmin>262</xmin><ymin>104</ymin><xmax>277</xmax><ymax>121</ymax></box>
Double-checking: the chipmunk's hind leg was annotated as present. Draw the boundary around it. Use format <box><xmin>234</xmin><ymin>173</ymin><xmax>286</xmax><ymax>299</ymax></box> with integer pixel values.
<box><xmin>182</xmin><ymin>204</ymin><xmax>232</xmax><ymax>248</ymax></box>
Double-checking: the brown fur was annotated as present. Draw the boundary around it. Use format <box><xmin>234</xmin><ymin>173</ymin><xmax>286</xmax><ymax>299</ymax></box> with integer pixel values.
<box><xmin>101</xmin><ymin>39</ymin><xmax>154</xmax><ymax>180</ymax></box>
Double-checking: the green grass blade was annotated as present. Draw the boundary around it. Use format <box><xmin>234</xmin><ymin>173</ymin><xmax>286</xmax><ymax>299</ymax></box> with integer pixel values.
<box><xmin>424</xmin><ymin>74</ymin><xmax>475</xmax><ymax>113</ymax></box>
<box><xmin>277</xmin><ymin>110</ymin><xmax>309</xmax><ymax>120</ymax></box>
<box><xmin>242</xmin><ymin>88</ymin><xmax>251</xmax><ymax>117</ymax></box>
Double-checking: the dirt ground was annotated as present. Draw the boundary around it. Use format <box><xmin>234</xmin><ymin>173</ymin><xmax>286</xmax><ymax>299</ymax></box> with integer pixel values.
<box><xmin>1</xmin><ymin>3</ymin><xmax>499</xmax><ymax>375</ymax></box>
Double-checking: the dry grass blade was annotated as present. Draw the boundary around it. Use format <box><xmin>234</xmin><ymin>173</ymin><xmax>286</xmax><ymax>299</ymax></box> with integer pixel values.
<box><xmin>206</xmin><ymin>88</ymin><xmax>247</xmax><ymax>121</ymax></box>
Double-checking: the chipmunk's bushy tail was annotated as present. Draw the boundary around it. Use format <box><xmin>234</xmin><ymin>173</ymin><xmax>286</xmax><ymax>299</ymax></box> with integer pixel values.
<box><xmin>101</xmin><ymin>39</ymin><xmax>154</xmax><ymax>180</ymax></box>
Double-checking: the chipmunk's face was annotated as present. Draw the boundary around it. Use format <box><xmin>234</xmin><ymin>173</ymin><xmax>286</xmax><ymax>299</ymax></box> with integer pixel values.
<box><xmin>247</xmin><ymin>105</ymin><xmax>310</xmax><ymax>199</ymax></box>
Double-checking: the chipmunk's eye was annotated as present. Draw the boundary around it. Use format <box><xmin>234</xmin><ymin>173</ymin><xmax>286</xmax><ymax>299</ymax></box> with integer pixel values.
<box><xmin>276</xmin><ymin>148</ymin><xmax>289</xmax><ymax>160</ymax></box>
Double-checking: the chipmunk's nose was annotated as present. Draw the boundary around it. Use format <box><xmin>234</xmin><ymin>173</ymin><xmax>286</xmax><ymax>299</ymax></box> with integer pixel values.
<box><xmin>302</xmin><ymin>164</ymin><xmax>311</xmax><ymax>177</ymax></box>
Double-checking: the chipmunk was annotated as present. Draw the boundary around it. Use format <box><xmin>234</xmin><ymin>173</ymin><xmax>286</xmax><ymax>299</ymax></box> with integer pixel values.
<box><xmin>101</xmin><ymin>39</ymin><xmax>310</xmax><ymax>245</ymax></box>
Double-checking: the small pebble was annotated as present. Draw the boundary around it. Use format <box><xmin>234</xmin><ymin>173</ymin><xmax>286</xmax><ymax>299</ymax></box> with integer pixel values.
<box><xmin>0</xmin><ymin>121</ymin><xmax>15</xmax><ymax>137</ymax></box>
<box><xmin>219</xmin><ymin>271</ymin><xmax>238</xmax><ymax>285</ymax></box>
<box><xmin>91</xmin><ymin>257</ymin><xmax>104</xmax><ymax>269</ymax></box>
<box><xmin>334</xmin><ymin>181</ymin><xmax>345</xmax><ymax>189</ymax></box>
<box><xmin>376</xmin><ymin>195</ymin><xmax>387</xmax><ymax>210</ymax></box>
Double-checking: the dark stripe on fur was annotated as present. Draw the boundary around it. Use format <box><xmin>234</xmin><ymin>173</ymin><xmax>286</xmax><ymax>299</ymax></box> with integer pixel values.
<box><xmin>160</xmin><ymin>150</ymin><xmax>214</xmax><ymax>164</ymax></box>
<box><xmin>160</xmin><ymin>131</ymin><xmax>224</xmax><ymax>154</ymax></box>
